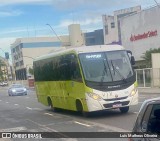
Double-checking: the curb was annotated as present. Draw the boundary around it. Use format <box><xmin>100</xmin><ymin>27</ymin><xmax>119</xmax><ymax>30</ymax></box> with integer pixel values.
<box><xmin>138</xmin><ymin>88</ymin><xmax>160</xmax><ymax>94</ymax></box>
<box><xmin>27</xmin><ymin>87</ymin><xmax>35</xmax><ymax>91</ymax></box>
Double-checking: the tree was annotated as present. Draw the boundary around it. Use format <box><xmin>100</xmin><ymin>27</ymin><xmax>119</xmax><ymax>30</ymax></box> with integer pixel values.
<box><xmin>0</xmin><ymin>59</ymin><xmax>6</xmax><ymax>81</ymax></box>
<box><xmin>28</xmin><ymin>67</ymin><xmax>34</xmax><ymax>75</ymax></box>
<box><xmin>141</xmin><ymin>48</ymin><xmax>160</xmax><ymax>68</ymax></box>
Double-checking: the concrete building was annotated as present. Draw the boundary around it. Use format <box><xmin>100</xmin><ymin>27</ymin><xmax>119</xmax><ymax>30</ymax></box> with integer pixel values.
<box><xmin>120</xmin><ymin>5</ymin><xmax>160</xmax><ymax>63</ymax></box>
<box><xmin>152</xmin><ymin>53</ymin><xmax>160</xmax><ymax>87</ymax></box>
<box><xmin>11</xmin><ymin>36</ymin><xmax>70</xmax><ymax>80</ymax></box>
<box><xmin>68</xmin><ymin>24</ymin><xmax>84</xmax><ymax>46</ymax></box>
<box><xmin>84</xmin><ymin>29</ymin><xmax>104</xmax><ymax>46</ymax></box>
<box><xmin>11</xmin><ymin>24</ymin><xmax>86</xmax><ymax>80</ymax></box>
<box><xmin>102</xmin><ymin>6</ymin><xmax>141</xmax><ymax>45</ymax></box>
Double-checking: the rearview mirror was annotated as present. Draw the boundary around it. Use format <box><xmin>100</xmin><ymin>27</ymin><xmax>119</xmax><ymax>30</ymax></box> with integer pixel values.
<box><xmin>131</xmin><ymin>56</ymin><xmax>135</xmax><ymax>65</ymax></box>
<box><xmin>141</xmin><ymin>121</ymin><xmax>147</xmax><ymax>132</ymax></box>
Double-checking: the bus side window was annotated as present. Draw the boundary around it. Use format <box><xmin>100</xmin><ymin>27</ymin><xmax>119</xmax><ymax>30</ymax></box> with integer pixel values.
<box><xmin>71</xmin><ymin>58</ymin><xmax>82</xmax><ymax>82</ymax></box>
<box><xmin>141</xmin><ymin>104</ymin><xmax>153</xmax><ymax>132</ymax></box>
<box><xmin>147</xmin><ymin>104</ymin><xmax>160</xmax><ymax>135</ymax></box>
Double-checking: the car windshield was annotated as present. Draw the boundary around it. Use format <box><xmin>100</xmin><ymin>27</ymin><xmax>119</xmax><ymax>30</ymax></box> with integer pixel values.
<box><xmin>79</xmin><ymin>50</ymin><xmax>133</xmax><ymax>82</ymax></box>
<box><xmin>12</xmin><ymin>84</ymin><xmax>23</xmax><ymax>88</ymax></box>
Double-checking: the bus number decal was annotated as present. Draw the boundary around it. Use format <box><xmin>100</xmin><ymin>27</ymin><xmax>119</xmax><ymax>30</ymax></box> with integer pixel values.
<box><xmin>86</xmin><ymin>54</ymin><xmax>102</xmax><ymax>59</ymax></box>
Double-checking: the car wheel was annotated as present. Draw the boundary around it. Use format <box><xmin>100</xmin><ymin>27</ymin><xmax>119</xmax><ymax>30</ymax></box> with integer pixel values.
<box><xmin>9</xmin><ymin>93</ymin><xmax>12</xmax><ymax>96</ymax></box>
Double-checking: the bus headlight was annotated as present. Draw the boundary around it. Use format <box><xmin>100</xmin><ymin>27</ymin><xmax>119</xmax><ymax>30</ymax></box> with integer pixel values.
<box><xmin>130</xmin><ymin>88</ymin><xmax>137</xmax><ymax>96</ymax></box>
<box><xmin>87</xmin><ymin>93</ymin><xmax>102</xmax><ymax>100</ymax></box>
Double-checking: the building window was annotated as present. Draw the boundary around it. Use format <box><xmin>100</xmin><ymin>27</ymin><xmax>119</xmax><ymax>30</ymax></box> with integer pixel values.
<box><xmin>21</xmin><ymin>52</ymin><xmax>23</xmax><ymax>57</ymax></box>
<box><xmin>12</xmin><ymin>48</ymin><xmax>15</xmax><ymax>53</ymax></box>
<box><xmin>105</xmin><ymin>25</ymin><xmax>108</xmax><ymax>35</ymax></box>
<box><xmin>16</xmin><ymin>46</ymin><xmax>19</xmax><ymax>52</ymax></box>
<box><xmin>14</xmin><ymin>55</ymin><xmax>18</xmax><ymax>60</ymax></box>
<box><xmin>20</xmin><ymin>60</ymin><xmax>24</xmax><ymax>66</ymax></box>
<box><xmin>111</xmin><ymin>22</ymin><xmax>115</xmax><ymax>28</ymax></box>
<box><xmin>18</xmin><ymin>53</ymin><xmax>21</xmax><ymax>58</ymax></box>
<box><xmin>16</xmin><ymin>62</ymin><xmax>19</xmax><ymax>67</ymax></box>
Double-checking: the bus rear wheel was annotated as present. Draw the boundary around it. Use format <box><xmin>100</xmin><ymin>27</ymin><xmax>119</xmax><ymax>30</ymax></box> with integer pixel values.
<box><xmin>120</xmin><ymin>106</ymin><xmax>129</xmax><ymax>113</ymax></box>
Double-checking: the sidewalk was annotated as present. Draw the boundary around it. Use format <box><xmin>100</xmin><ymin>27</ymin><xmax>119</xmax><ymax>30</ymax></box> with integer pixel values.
<box><xmin>138</xmin><ymin>87</ymin><xmax>160</xmax><ymax>94</ymax></box>
<box><xmin>26</xmin><ymin>86</ymin><xmax>35</xmax><ymax>91</ymax></box>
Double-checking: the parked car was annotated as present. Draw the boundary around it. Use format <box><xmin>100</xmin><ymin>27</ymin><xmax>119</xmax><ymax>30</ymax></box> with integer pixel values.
<box><xmin>3</xmin><ymin>81</ymin><xmax>8</xmax><ymax>86</ymax></box>
<box><xmin>129</xmin><ymin>97</ymin><xmax>160</xmax><ymax>141</ymax></box>
<box><xmin>8</xmin><ymin>84</ymin><xmax>27</xmax><ymax>96</ymax></box>
<box><xmin>0</xmin><ymin>81</ymin><xmax>8</xmax><ymax>86</ymax></box>
<box><xmin>0</xmin><ymin>82</ymin><xmax>3</xmax><ymax>86</ymax></box>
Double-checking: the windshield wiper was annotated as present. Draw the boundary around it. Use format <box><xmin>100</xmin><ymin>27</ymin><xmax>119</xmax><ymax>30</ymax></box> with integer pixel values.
<box><xmin>100</xmin><ymin>60</ymin><xmax>108</xmax><ymax>85</ymax></box>
<box><xmin>110</xmin><ymin>60</ymin><xmax>127</xmax><ymax>83</ymax></box>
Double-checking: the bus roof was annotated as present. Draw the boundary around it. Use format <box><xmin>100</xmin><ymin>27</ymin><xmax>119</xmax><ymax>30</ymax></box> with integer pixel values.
<box><xmin>34</xmin><ymin>45</ymin><xmax>124</xmax><ymax>62</ymax></box>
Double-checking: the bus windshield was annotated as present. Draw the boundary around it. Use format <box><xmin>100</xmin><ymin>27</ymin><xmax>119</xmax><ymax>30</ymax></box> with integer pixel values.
<box><xmin>79</xmin><ymin>50</ymin><xmax>133</xmax><ymax>83</ymax></box>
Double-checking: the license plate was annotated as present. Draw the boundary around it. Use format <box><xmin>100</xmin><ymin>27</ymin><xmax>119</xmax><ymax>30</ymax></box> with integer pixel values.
<box><xmin>113</xmin><ymin>103</ymin><xmax>122</xmax><ymax>108</ymax></box>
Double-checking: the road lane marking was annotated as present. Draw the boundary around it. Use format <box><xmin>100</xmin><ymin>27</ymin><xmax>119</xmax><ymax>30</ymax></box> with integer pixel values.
<box><xmin>26</xmin><ymin>107</ymin><xmax>32</xmax><ymax>110</ymax></box>
<box><xmin>139</xmin><ymin>95</ymin><xmax>159</xmax><ymax>98</ymax></box>
<box><xmin>44</xmin><ymin>113</ymin><xmax>53</xmax><ymax>116</ymax></box>
<box><xmin>14</xmin><ymin>104</ymin><xmax>19</xmax><ymax>106</ymax></box>
<box><xmin>0</xmin><ymin>127</ymin><xmax>27</xmax><ymax>132</ymax></box>
<box><xmin>43</xmin><ymin>111</ymin><xmax>130</xmax><ymax>132</ymax></box>
<box><xmin>74</xmin><ymin>121</ymin><xmax>91</xmax><ymax>127</ymax></box>
<box><xmin>6</xmin><ymin>102</ymin><xmax>9</xmax><ymax>103</ymax></box>
<box><xmin>133</xmin><ymin>112</ymin><xmax>139</xmax><ymax>114</ymax></box>
<box><xmin>0</xmin><ymin>100</ymin><xmax>2</xmax><ymax>101</ymax></box>
<box><xmin>25</xmin><ymin>97</ymin><xmax>30</xmax><ymax>98</ymax></box>
<box><xmin>26</xmin><ymin>119</ymin><xmax>70</xmax><ymax>138</ymax></box>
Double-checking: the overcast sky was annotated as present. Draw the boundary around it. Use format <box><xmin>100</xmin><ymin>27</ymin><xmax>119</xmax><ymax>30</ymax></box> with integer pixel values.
<box><xmin>0</xmin><ymin>0</ymin><xmax>158</xmax><ymax>57</ymax></box>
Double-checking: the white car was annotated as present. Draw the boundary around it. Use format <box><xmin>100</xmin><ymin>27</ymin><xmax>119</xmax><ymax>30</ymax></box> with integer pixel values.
<box><xmin>0</xmin><ymin>81</ymin><xmax>8</xmax><ymax>86</ymax></box>
<box><xmin>3</xmin><ymin>81</ymin><xmax>8</xmax><ymax>86</ymax></box>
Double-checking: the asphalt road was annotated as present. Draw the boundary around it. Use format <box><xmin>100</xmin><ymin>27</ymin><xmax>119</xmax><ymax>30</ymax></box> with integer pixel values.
<box><xmin>0</xmin><ymin>86</ymin><xmax>159</xmax><ymax>141</ymax></box>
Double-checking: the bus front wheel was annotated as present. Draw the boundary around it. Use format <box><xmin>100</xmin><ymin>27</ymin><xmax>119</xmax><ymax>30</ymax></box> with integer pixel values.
<box><xmin>48</xmin><ymin>97</ymin><xmax>57</xmax><ymax>112</ymax></box>
<box><xmin>120</xmin><ymin>106</ymin><xmax>129</xmax><ymax>113</ymax></box>
<box><xmin>76</xmin><ymin>100</ymin><xmax>90</xmax><ymax>117</ymax></box>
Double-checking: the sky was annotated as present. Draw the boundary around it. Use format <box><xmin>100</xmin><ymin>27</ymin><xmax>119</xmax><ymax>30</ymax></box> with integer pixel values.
<box><xmin>0</xmin><ymin>0</ymin><xmax>159</xmax><ymax>57</ymax></box>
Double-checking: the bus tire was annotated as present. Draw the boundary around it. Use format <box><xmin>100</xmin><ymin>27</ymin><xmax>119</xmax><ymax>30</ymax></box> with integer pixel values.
<box><xmin>48</xmin><ymin>97</ymin><xmax>57</xmax><ymax>112</ymax></box>
<box><xmin>120</xmin><ymin>106</ymin><xmax>129</xmax><ymax>113</ymax></box>
<box><xmin>76</xmin><ymin>100</ymin><xmax>90</xmax><ymax>117</ymax></box>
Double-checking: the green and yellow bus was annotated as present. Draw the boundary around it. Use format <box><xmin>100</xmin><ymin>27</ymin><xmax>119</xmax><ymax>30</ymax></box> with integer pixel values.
<box><xmin>33</xmin><ymin>45</ymin><xmax>138</xmax><ymax>115</ymax></box>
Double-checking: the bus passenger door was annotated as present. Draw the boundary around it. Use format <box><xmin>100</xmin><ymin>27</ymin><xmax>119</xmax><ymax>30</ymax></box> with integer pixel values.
<box><xmin>68</xmin><ymin>80</ymin><xmax>85</xmax><ymax>111</ymax></box>
<box><xmin>66</xmin><ymin>58</ymin><xmax>85</xmax><ymax>111</ymax></box>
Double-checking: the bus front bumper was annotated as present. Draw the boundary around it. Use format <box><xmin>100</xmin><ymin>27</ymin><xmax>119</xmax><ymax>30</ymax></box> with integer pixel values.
<box><xmin>85</xmin><ymin>91</ymin><xmax>138</xmax><ymax>112</ymax></box>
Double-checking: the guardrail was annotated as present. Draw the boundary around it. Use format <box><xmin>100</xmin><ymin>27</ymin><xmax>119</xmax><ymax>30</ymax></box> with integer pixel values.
<box><xmin>135</xmin><ymin>68</ymin><xmax>160</xmax><ymax>88</ymax></box>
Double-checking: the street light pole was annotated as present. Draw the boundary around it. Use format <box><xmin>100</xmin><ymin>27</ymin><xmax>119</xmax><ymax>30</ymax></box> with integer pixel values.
<box><xmin>154</xmin><ymin>0</ymin><xmax>160</xmax><ymax>8</ymax></box>
<box><xmin>46</xmin><ymin>23</ymin><xmax>62</xmax><ymax>43</ymax></box>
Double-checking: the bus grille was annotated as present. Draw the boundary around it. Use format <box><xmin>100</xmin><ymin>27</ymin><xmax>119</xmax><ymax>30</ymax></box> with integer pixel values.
<box><xmin>103</xmin><ymin>101</ymin><xmax>130</xmax><ymax>108</ymax></box>
<box><xmin>104</xmin><ymin>96</ymin><xmax>128</xmax><ymax>101</ymax></box>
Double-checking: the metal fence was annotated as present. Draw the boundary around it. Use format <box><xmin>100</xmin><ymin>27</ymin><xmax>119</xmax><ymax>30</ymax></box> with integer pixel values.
<box><xmin>135</xmin><ymin>68</ymin><xmax>160</xmax><ymax>88</ymax></box>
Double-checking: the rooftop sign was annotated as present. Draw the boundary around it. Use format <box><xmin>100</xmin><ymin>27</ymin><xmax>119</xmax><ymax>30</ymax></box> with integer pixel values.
<box><xmin>130</xmin><ymin>30</ymin><xmax>158</xmax><ymax>42</ymax></box>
